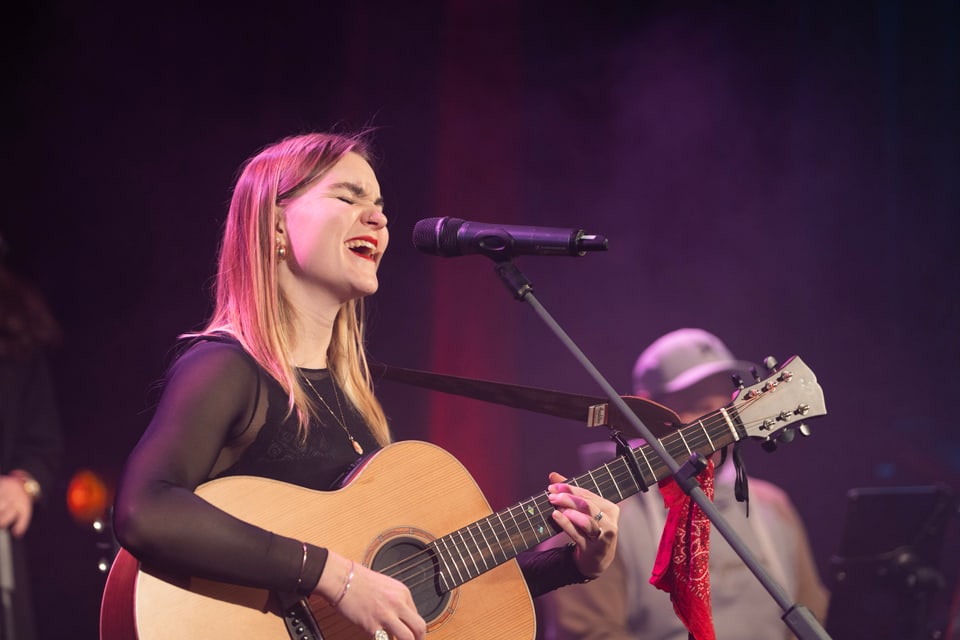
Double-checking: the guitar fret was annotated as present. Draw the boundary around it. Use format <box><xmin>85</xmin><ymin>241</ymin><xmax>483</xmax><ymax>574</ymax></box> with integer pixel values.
<box><xmin>446</xmin><ymin>535</ymin><xmax>469</xmax><ymax>586</ymax></box>
<box><xmin>453</xmin><ymin>531</ymin><xmax>475</xmax><ymax>581</ymax></box>
<box><xmin>429</xmin><ymin>541</ymin><xmax>452</xmax><ymax>592</ymax></box>
<box><xmin>697</xmin><ymin>419</ymin><xmax>715</xmax><ymax>450</ymax></box>
<box><xmin>603</xmin><ymin>462</ymin><xmax>625</xmax><ymax>501</ymax></box>
<box><xmin>530</xmin><ymin>497</ymin><xmax>553</xmax><ymax>542</ymax></box>
<box><xmin>513</xmin><ymin>502</ymin><xmax>537</xmax><ymax>546</ymax></box>
<box><xmin>523</xmin><ymin>499</ymin><xmax>546</xmax><ymax>545</ymax></box>
<box><xmin>514</xmin><ymin>504</ymin><xmax>534</xmax><ymax>544</ymax></box>
<box><xmin>495</xmin><ymin>511</ymin><xmax>519</xmax><ymax>556</ymax></box>
<box><xmin>687</xmin><ymin>424</ymin><xmax>711</xmax><ymax>452</ymax></box>
<box><xmin>583</xmin><ymin>469</ymin><xmax>601</xmax><ymax>495</ymax></box>
<box><xmin>452</xmin><ymin>535</ymin><xmax>473</xmax><ymax>584</ymax></box>
<box><xmin>615</xmin><ymin>457</ymin><xmax>643</xmax><ymax>495</ymax></box>
<box><xmin>436</xmin><ymin>536</ymin><xmax>465</xmax><ymax>587</ymax></box>
<box><xmin>636</xmin><ymin>445</ymin><xmax>656</xmax><ymax>480</ymax></box>
<box><xmin>618</xmin><ymin>458</ymin><xmax>644</xmax><ymax>495</ymax></box>
<box><xmin>665</xmin><ymin>434</ymin><xmax>685</xmax><ymax>462</ymax></box>
<box><xmin>456</xmin><ymin>529</ymin><xmax>481</xmax><ymax>577</ymax></box>
<box><xmin>466</xmin><ymin>524</ymin><xmax>490</xmax><ymax>572</ymax></box>
<box><xmin>473</xmin><ymin>520</ymin><xmax>498</xmax><ymax>568</ymax></box>
<box><xmin>592</xmin><ymin>474</ymin><xmax>613</xmax><ymax>502</ymax></box>
<box><xmin>677</xmin><ymin>429</ymin><xmax>692</xmax><ymax>455</ymax></box>
<box><xmin>523</xmin><ymin>500</ymin><xmax>553</xmax><ymax>547</ymax></box>
<box><xmin>481</xmin><ymin>516</ymin><xmax>509</xmax><ymax>563</ymax></box>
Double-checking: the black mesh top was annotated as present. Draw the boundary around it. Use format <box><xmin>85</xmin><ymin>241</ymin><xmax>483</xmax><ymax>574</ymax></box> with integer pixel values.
<box><xmin>113</xmin><ymin>336</ymin><xmax>585</xmax><ymax>600</ymax></box>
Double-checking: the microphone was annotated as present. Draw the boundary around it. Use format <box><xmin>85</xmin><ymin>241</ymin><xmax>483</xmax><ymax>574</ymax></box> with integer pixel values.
<box><xmin>412</xmin><ymin>217</ymin><xmax>608</xmax><ymax>259</ymax></box>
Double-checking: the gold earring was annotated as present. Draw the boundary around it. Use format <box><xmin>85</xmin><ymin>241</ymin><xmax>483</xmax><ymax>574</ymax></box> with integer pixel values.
<box><xmin>277</xmin><ymin>241</ymin><xmax>287</xmax><ymax>260</ymax></box>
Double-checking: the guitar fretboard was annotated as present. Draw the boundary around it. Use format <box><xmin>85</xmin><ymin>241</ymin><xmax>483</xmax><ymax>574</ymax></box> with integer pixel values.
<box><xmin>427</xmin><ymin>402</ymin><xmax>748</xmax><ymax>591</ymax></box>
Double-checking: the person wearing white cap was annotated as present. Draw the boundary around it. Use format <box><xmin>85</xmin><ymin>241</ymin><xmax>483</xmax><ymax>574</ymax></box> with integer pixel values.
<box><xmin>543</xmin><ymin>328</ymin><xmax>829</xmax><ymax>639</ymax></box>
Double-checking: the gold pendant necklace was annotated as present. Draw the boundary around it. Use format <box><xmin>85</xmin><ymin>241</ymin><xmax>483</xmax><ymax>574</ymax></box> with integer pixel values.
<box><xmin>303</xmin><ymin>374</ymin><xmax>363</xmax><ymax>455</ymax></box>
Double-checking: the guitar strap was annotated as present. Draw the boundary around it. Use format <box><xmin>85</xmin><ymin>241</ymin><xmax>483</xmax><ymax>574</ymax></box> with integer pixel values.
<box><xmin>370</xmin><ymin>362</ymin><xmax>679</xmax><ymax>439</ymax></box>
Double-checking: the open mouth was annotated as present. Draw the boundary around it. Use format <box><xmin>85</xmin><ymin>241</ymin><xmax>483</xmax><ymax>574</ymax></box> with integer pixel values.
<box><xmin>345</xmin><ymin>237</ymin><xmax>378</xmax><ymax>261</ymax></box>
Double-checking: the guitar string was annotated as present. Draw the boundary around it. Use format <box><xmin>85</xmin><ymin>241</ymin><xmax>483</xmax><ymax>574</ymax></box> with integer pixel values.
<box><xmin>369</xmin><ymin>392</ymin><xmax>777</xmax><ymax>592</ymax></box>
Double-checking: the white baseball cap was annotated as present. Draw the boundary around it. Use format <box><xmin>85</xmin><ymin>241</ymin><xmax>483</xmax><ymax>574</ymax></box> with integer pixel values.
<box><xmin>632</xmin><ymin>328</ymin><xmax>757</xmax><ymax>399</ymax></box>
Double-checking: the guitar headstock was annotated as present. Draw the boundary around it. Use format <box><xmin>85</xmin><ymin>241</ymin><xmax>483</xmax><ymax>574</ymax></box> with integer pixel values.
<box><xmin>731</xmin><ymin>355</ymin><xmax>826</xmax><ymax>449</ymax></box>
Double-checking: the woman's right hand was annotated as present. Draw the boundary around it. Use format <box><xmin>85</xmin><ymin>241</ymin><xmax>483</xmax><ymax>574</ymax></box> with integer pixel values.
<box><xmin>314</xmin><ymin>552</ymin><xmax>427</xmax><ymax>640</ymax></box>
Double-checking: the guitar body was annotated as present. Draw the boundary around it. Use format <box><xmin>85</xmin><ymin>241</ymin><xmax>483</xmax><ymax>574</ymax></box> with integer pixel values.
<box><xmin>100</xmin><ymin>441</ymin><xmax>535</xmax><ymax>640</ymax></box>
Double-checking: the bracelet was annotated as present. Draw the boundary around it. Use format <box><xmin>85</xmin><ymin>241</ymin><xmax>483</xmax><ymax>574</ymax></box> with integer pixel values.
<box><xmin>295</xmin><ymin>542</ymin><xmax>309</xmax><ymax>592</ymax></box>
<box><xmin>332</xmin><ymin>560</ymin><xmax>355</xmax><ymax>607</ymax></box>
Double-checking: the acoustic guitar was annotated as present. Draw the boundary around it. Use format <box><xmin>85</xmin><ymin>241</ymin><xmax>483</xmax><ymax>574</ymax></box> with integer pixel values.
<box><xmin>100</xmin><ymin>355</ymin><xmax>826</xmax><ymax>639</ymax></box>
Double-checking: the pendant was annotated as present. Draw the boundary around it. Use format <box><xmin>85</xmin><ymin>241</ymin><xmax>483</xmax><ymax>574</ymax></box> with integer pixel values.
<box><xmin>352</xmin><ymin>439</ymin><xmax>364</xmax><ymax>455</ymax></box>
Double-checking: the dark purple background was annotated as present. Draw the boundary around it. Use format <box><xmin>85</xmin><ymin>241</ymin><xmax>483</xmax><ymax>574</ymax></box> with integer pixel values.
<box><xmin>4</xmin><ymin>1</ymin><xmax>958</xmax><ymax>637</ymax></box>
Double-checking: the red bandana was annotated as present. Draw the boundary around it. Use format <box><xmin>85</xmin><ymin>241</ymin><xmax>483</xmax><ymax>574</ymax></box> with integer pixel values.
<box><xmin>649</xmin><ymin>458</ymin><xmax>716</xmax><ymax>640</ymax></box>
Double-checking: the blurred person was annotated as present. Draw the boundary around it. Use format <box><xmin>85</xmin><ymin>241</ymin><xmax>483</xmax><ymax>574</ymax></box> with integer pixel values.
<box><xmin>0</xmin><ymin>235</ymin><xmax>64</xmax><ymax>640</ymax></box>
<box><xmin>544</xmin><ymin>328</ymin><xmax>828</xmax><ymax>639</ymax></box>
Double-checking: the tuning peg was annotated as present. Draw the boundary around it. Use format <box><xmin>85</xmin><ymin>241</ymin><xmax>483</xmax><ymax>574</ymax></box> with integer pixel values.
<box><xmin>750</xmin><ymin>366</ymin><xmax>760</xmax><ymax>382</ymax></box>
<box><xmin>762</xmin><ymin>438</ymin><xmax>778</xmax><ymax>453</ymax></box>
<box><xmin>778</xmin><ymin>429</ymin><xmax>796</xmax><ymax>444</ymax></box>
<box><xmin>763</xmin><ymin>356</ymin><xmax>779</xmax><ymax>372</ymax></box>
<box><xmin>731</xmin><ymin>373</ymin><xmax>744</xmax><ymax>389</ymax></box>
<box><xmin>798</xmin><ymin>424</ymin><xmax>812</xmax><ymax>437</ymax></box>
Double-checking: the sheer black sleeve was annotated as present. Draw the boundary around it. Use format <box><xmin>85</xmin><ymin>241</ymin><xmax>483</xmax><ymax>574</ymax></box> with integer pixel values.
<box><xmin>113</xmin><ymin>340</ymin><xmax>326</xmax><ymax>595</ymax></box>
<box><xmin>517</xmin><ymin>545</ymin><xmax>594</xmax><ymax>598</ymax></box>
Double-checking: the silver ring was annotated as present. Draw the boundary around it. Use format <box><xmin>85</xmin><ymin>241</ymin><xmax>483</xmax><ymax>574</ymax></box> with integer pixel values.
<box><xmin>594</xmin><ymin>511</ymin><xmax>604</xmax><ymax>522</ymax></box>
<box><xmin>375</xmin><ymin>630</ymin><xmax>388</xmax><ymax>640</ymax></box>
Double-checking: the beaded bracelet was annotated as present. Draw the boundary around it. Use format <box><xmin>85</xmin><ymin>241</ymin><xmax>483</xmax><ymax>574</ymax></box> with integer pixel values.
<box><xmin>333</xmin><ymin>560</ymin><xmax>355</xmax><ymax>607</ymax></box>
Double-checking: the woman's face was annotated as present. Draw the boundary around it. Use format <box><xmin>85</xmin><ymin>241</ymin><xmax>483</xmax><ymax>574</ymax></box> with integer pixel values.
<box><xmin>278</xmin><ymin>151</ymin><xmax>389</xmax><ymax>306</ymax></box>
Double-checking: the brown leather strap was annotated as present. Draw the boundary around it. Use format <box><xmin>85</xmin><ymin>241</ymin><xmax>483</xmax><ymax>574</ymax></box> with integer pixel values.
<box><xmin>371</xmin><ymin>363</ymin><xmax>679</xmax><ymax>439</ymax></box>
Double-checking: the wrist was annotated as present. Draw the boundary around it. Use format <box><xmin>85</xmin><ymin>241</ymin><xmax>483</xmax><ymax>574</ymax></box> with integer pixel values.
<box><xmin>314</xmin><ymin>553</ymin><xmax>354</xmax><ymax>603</ymax></box>
<box><xmin>566</xmin><ymin>542</ymin><xmax>597</xmax><ymax>583</ymax></box>
<box><xmin>9</xmin><ymin>470</ymin><xmax>42</xmax><ymax>502</ymax></box>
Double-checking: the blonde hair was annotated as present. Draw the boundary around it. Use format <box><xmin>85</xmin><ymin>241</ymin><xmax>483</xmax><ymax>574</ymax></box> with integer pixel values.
<box><xmin>195</xmin><ymin>132</ymin><xmax>390</xmax><ymax>445</ymax></box>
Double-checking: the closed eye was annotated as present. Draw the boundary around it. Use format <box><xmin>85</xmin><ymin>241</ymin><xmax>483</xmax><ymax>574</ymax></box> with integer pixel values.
<box><xmin>329</xmin><ymin>181</ymin><xmax>384</xmax><ymax>208</ymax></box>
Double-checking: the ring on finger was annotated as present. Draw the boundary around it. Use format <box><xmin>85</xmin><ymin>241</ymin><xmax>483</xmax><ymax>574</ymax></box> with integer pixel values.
<box><xmin>594</xmin><ymin>511</ymin><xmax>604</xmax><ymax>522</ymax></box>
<box><xmin>375</xmin><ymin>630</ymin><xmax>388</xmax><ymax>640</ymax></box>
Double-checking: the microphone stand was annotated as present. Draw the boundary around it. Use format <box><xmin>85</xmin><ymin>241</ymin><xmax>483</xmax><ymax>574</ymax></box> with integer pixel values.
<box><xmin>0</xmin><ymin>465</ymin><xmax>17</xmax><ymax>640</ymax></box>
<box><xmin>491</xmin><ymin>260</ymin><xmax>831</xmax><ymax>640</ymax></box>
<box><xmin>0</xmin><ymin>528</ymin><xmax>13</xmax><ymax>640</ymax></box>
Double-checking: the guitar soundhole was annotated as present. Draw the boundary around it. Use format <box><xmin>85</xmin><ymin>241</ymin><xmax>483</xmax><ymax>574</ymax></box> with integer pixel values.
<box><xmin>370</xmin><ymin>535</ymin><xmax>451</xmax><ymax>624</ymax></box>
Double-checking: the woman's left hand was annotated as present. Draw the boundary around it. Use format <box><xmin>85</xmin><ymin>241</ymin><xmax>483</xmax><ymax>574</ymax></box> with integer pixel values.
<box><xmin>546</xmin><ymin>471</ymin><xmax>619</xmax><ymax>579</ymax></box>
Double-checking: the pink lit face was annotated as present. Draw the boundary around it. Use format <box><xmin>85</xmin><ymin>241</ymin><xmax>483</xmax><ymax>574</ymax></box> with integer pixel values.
<box><xmin>278</xmin><ymin>152</ymin><xmax>389</xmax><ymax>306</ymax></box>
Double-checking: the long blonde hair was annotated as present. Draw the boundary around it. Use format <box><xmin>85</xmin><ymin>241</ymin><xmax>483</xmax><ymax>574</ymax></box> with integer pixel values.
<box><xmin>197</xmin><ymin>132</ymin><xmax>390</xmax><ymax>445</ymax></box>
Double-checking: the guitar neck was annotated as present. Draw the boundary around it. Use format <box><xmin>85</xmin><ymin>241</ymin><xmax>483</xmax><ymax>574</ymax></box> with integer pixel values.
<box><xmin>431</xmin><ymin>402</ymin><xmax>745</xmax><ymax>590</ymax></box>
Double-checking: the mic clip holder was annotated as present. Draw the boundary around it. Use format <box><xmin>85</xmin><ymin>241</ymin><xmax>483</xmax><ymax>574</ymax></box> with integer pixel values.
<box><xmin>672</xmin><ymin>451</ymin><xmax>709</xmax><ymax>494</ymax></box>
<box><xmin>494</xmin><ymin>261</ymin><xmax>534</xmax><ymax>300</ymax></box>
